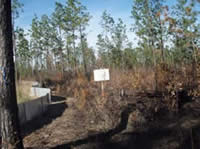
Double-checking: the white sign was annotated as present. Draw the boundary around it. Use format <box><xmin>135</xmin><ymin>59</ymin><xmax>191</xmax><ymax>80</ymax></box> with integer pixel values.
<box><xmin>94</xmin><ymin>69</ymin><xmax>110</xmax><ymax>82</ymax></box>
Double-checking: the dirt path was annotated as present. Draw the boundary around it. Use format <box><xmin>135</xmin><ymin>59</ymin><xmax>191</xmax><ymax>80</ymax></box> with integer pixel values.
<box><xmin>23</xmin><ymin>97</ymin><xmax>89</xmax><ymax>148</ymax></box>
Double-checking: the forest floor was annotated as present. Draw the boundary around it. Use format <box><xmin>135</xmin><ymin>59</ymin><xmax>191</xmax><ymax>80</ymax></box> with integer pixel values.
<box><xmin>22</xmin><ymin>92</ymin><xmax>200</xmax><ymax>149</ymax></box>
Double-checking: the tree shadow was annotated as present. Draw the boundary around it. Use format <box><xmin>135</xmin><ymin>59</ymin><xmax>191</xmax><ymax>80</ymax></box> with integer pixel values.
<box><xmin>23</xmin><ymin>98</ymin><xmax>200</xmax><ymax>149</ymax></box>
<box><xmin>50</xmin><ymin>103</ymin><xmax>200</xmax><ymax>149</ymax></box>
<box><xmin>50</xmin><ymin>122</ymin><xmax>200</xmax><ymax>149</ymax></box>
<box><xmin>21</xmin><ymin>96</ymin><xmax>68</xmax><ymax>138</ymax></box>
<box><xmin>50</xmin><ymin>104</ymin><xmax>152</xmax><ymax>149</ymax></box>
<box><xmin>51</xmin><ymin>96</ymin><xmax>66</xmax><ymax>103</ymax></box>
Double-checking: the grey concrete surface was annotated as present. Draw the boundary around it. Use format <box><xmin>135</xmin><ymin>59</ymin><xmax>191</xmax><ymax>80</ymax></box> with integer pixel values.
<box><xmin>18</xmin><ymin>95</ymin><xmax>49</xmax><ymax>124</ymax></box>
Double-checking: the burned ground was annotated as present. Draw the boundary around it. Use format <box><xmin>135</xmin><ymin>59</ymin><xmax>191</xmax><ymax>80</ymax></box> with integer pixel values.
<box><xmin>22</xmin><ymin>90</ymin><xmax>200</xmax><ymax>149</ymax></box>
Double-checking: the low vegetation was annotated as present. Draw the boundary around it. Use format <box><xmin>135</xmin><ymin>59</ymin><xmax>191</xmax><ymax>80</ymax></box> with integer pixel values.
<box><xmin>16</xmin><ymin>81</ymin><xmax>35</xmax><ymax>103</ymax></box>
<box><xmin>12</xmin><ymin>0</ymin><xmax>200</xmax><ymax>148</ymax></box>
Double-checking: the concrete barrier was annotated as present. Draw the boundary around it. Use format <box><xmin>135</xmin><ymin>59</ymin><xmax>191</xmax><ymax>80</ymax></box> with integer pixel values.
<box><xmin>18</xmin><ymin>103</ymin><xmax>26</xmax><ymax>124</ymax></box>
<box><xmin>0</xmin><ymin>86</ymin><xmax>51</xmax><ymax>137</ymax></box>
<box><xmin>32</xmin><ymin>81</ymin><xmax>41</xmax><ymax>87</ymax></box>
<box><xmin>18</xmin><ymin>94</ymin><xmax>49</xmax><ymax>124</ymax></box>
<box><xmin>30</xmin><ymin>87</ymin><xmax>51</xmax><ymax>103</ymax></box>
<box><xmin>0</xmin><ymin>95</ymin><xmax>50</xmax><ymax>136</ymax></box>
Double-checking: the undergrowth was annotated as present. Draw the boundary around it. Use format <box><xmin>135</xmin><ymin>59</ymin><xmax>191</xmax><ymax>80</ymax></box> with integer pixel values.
<box><xmin>21</xmin><ymin>62</ymin><xmax>200</xmax><ymax>113</ymax></box>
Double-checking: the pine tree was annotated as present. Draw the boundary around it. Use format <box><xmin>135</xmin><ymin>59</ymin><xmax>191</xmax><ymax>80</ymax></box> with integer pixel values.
<box><xmin>52</xmin><ymin>2</ymin><xmax>65</xmax><ymax>72</ymax></box>
<box><xmin>0</xmin><ymin>0</ymin><xmax>24</xmax><ymax>148</ymax></box>
<box><xmin>97</xmin><ymin>11</ymin><xmax>128</xmax><ymax>68</ymax></box>
<box><xmin>15</xmin><ymin>27</ymin><xmax>32</xmax><ymax>78</ymax></box>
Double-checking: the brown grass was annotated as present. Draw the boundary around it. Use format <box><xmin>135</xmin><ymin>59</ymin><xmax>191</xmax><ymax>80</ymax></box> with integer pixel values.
<box><xmin>109</xmin><ymin>67</ymin><xmax>155</xmax><ymax>91</ymax></box>
<box><xmin>34</xmin><ymin>63</ymin><xmax>200</xmax><ymax>112</ymax></box>
<box><xmin>16</xmin><ymin>80</ymin><xmax>36</xmax><ymax>103</ymax></box>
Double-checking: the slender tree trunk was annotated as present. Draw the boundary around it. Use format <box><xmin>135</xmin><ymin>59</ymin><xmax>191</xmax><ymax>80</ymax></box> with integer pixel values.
<box><xmin>79</xmin><ymin>26</ymin><xmax>89</xmax><ymax>80</ymax></box>
<box><xmin>158</xmin><ymin>15</ymin><xmax>164</xmax><ymax>62</ymax></box>
<box><xmin>0</xmin><ymin>0</ymin><xmax>24</xmax><ymax>148</ymax></box>
<box><xmin>58</xmin><ymin>26</ymin><xmax>64</xmax><ymax>76</ymax></box>
<box><xmin>12</xmin><ymin>16</ymin><xmax>18</xmax><ymax>82</ymax></box>
<box><xmin>46</xmin><ymin>50</ymin><xmax>51</xmax><ymax>70</ymax></box>
<box><xmin>192</xmin><ymin>40</ymin><xmax>197</xmax><ymax>88</ymax></box>
<box><xmin>66</xmin><ymin>43</ymin><xmax>70</xmax><ymax>68</ymax></box>
<box><xmin>145</xmin><ymin>0</ymin><xmax>158</xmax><ymax>92</ymax></box>
<box><xmin>72</xmin><ymin>29</ymin><xmax>76</xmax><ymax>70</ymax></box>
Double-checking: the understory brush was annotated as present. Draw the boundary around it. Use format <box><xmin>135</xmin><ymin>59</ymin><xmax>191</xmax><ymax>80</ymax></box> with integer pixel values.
<box><xmin>25</xmin><ymin>63</ymin><xmax>200</xmax><ymax>114</ymax></box>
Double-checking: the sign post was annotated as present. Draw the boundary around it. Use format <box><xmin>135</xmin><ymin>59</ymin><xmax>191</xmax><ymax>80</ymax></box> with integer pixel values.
<box><xmin>101</xmin><ymin>81</ymin><xmax>104</xmax><ymax>97</ymax></box>
<box><xmin>94</xmin><ymin>69</ymin><xmax>110</xmax><ymax>97</ymax></box>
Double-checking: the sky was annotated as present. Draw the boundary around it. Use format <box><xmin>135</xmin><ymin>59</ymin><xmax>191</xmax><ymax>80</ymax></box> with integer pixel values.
<box><xmin>15</xmin><ymin>0</ymin><xmax>135</xmax><ymax>49</ymax></box>
<box><xmin>15</xmin><ymin>0</ymin><xmax>200</xmax><ymax>49</ymax></box>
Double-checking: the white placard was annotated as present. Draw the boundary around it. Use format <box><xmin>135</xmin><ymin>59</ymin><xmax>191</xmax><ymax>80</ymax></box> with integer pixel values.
<box><xmin>94</xmin><ymin>69</ymin><xmax>110</xmax><ymax>82</ymax></box>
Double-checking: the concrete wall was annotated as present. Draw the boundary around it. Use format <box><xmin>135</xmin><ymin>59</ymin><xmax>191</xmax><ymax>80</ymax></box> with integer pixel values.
<box><xmin>30</xmin><ymin>87</ymin><xmax>51</xmax><ymax>103</ymax></box>
<box><xmin>0</xmin><ymin>95</ymin><xmax>49</xmax><ymax>136</ymax></box>
<box><xmin>18</xmin><ymin>95</ymin><xmax>49</xmax><ymax>124</ymax></box>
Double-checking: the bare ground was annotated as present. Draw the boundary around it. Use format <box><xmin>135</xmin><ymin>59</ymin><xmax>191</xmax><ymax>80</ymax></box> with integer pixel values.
<box><xmin>22</xmin><ymin>93</ymin><xmax>200</xmax><ymax>149</ymax></box>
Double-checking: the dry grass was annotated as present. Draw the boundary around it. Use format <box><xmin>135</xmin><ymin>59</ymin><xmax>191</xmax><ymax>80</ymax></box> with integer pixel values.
<box><xmin>35</xmin><ymin>63</ymin><xmax>200</xmax><ymax>113</ymax></box>
<box><xmin>48</xmin><ymin>66</ymin><xmax>189</xmax><ymax>99</ymax></box>
<box><xmin>16</xmin><ymin>81</ymin><xmax>35</xmax><ymax>103</ymax></box>
<box><xmin>109</xmin><ymin>67</ymin><xmax>155</xmax><ymax>91</ymax></box>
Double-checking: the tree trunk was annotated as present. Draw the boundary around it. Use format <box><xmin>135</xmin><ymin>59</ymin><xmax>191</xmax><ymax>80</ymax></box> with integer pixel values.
<box><xmin>79</xmin><ymin>26</ymin><xmax>89</xmax><ymax>80</ymax></box>
<box><xmin>66</xmin><ymin>43</ymin><xmax>71</xmax><ymax>68</ymax></box>
<box><xmin>0</xmin><ymin>0</ymin><xmax>24</xmax><ymax>148</ymax></box>
<box><xmin>72</xmin><ymin>29</ymin><xmax>76</xmax><ymax>70</ymax></box>
<box><xmin>158</xmin><ymin>15</ymin><xmax>164</xmax><ymax>62</ymax></box>
<box><xmin>58</xmin><ymin>26</ymin><xmax>64</xmax><ymax>76</ymax></box>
